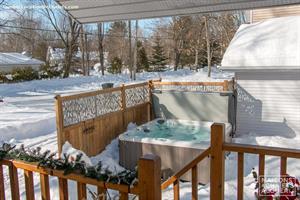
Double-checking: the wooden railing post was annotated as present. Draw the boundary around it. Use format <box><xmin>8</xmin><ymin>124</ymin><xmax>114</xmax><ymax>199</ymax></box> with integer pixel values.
<box><xmin>0</xmin><ymin>164</ymin><xmax>5</xmax><ymax>200</ymax></box>
<box><xmin>223</xmin><ymin>80</ymin><xmax>229</xmax><ymax>91</ymax></box>
<box><xmin>40</xmin><ymin>174</ymin><xmax>50</xmax><ymax>200</ymax></box>
<box><xmin>121</xmin><ymin>84</ymin><xmax>126</xmax><ymax>130</ymax></box>
<box><xmin>9</xmin><ymin>164</ymin><xmax>20</xmax><ymax>200</ymax></box>
<box><xmin>148</xmin><ymin>80</ymin><xmax>153</xmax><ymax>121</ymax></box>
<box><xmin>77</xmin><ymin>182</ymin><xmax>87</xmax><ymax>200</ymax></box>
<box><xmin>58</xmin><ymin>178</ymin><xmax>68</xmax><ymax>200</ymax></box>
<box><xmin>24</xmin><ymin>170</ymin><xmax>35</xmax><ymax>200</ymax></box>
<box><xmin>55</xmin><ymin>95</ymin><xmax>64</xmax><ymax>155</ymax></box>
<box><xmin>210</xmin><ymin>123</ymin><xmax>225</xmax><ymax>200</ymax></box>
<box><xmin>138</xmin><ymin>154</ymin><xmax>161</xmax><ymax>200</ymax></box>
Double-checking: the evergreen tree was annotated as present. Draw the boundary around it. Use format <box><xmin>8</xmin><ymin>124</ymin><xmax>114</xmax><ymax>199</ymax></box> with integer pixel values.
<box><xmin>137</xmin><ymin>41</ymin><xmax>149</xmax><ymax>72</ymax></box>
<box><xmin>108</xmin><ymin>57</ymin><xmax>122</xmax><ymax>74</ymax></box>
<box><xmin>150</xmin><ymin>36</ymin><xmax>168</xmax><ymax>72</ymax></box>
<box><xmin>106</xmin><ymin>21</ymin><xmax>128</xmax><ymax>65</ymax></box>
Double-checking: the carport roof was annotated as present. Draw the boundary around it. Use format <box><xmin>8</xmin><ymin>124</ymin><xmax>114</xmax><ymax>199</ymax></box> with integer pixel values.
<box><xmin>56</xmin><ymin>0</ymin><xmax>300</xmax><ymax>24</ymax></box>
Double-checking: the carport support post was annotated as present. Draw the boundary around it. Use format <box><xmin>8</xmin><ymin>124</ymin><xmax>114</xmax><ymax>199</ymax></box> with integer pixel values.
<box><xmin>55</xmin><ymin>95</ymin><xmax>64</xmax><ymax>155</ymax></box>
<box><xmin>210</xmin><ymin>123</ymin><xmax>225</xmax><ymax>200</ymax></box>
<box><xmin>138</xmin><ymin>154</ymin><xmax>161</xmax><ymax>200</ymax></box>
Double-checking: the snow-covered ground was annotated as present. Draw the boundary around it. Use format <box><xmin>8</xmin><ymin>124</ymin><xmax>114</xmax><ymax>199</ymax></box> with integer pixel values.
<box><xmin>1</xmin><ymin>68</ymin><xmax>299</xmax><ymax>199</ymax></box>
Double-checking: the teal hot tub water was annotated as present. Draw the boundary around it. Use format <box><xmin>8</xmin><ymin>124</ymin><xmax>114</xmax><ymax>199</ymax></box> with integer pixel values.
<box><xmin>119</xmin><ymin>119</ymin><xmax>232</xmax><ymax>149</ymax></box>
<box><xmin>128</xmin><ymin>119</ymin><xmax>210</xmax><ymax>142</ymax></box>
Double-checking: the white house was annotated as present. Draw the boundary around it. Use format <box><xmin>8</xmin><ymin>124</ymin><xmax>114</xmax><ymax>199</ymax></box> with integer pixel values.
<box><xmin>46</xmin><ymin>46</ymin><xmax>103</xmax><ymax>67</ymax></box>
<box><xmin>221</xmin><ymin>16</ymin><xmax>300</xmax><ymax>137</ymax></box>
<box><xmin>0</xmin><ymin>52</ymin><xmax>45</xmax><ymax>73</ymax></box>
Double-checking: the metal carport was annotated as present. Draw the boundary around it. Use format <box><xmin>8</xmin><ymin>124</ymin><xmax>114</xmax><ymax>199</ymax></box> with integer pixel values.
<box><xmin>56</xmin><ymin>0</ymin><xmax>300</xmax><ymax>23</ymax></box>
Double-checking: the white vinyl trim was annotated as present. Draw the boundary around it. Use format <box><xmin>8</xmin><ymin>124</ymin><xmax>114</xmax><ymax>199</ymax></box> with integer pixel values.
<box><xmin>56</xmin><ymin>0</ymin><xmax>300</xmax><ymax>23</ymax></box>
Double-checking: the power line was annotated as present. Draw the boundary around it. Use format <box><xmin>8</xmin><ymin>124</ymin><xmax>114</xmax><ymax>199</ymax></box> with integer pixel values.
<box><xmin>0</xmin><ymin>24</ymin><xmax>174</xmax><ymax>40</ymax></box>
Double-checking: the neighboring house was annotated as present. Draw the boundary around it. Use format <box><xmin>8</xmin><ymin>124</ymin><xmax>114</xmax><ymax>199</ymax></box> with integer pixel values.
<box><xmin>221</xmin><ymin>16</ymin><xmax>300</xmax><ymax>137</ymax></box>
<box><xmin>46</xmin><ymin>46</ymin><xmax>104</xmax><ymax>67</ymax></box>
<box><xmin>0</xmin><ymin>52</ymin><xmax>45</xmax><ymax>73</ymax></box>
<box><xmin>250</xmin><ymin>4</ymin><xmax>300</xmax><ymax>23</ymax></box>
<box><xmin>46</xmin><ymin>47</ymin><xmax>81</xmax><ymax>67</ymax></box>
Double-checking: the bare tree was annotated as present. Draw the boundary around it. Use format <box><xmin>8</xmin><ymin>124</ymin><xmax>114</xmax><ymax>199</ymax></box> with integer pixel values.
<box><xmin>203</xmin><ymin>15</ymin><xmax>212</xmax><ymax>77</ymax></box>
<box><xmin>128</xmin><ymin>20</ymin><xmax>133</xmax><ymax>78</ymax></box>
<box><xmin>171</xmin><ymin>16</ymin><xmax>194</xmax><ymax>71</ymax></box>
<box><xmin>133</xmin><ymin>20</ymin><xmax>138</xmax><ymax>80</ymax></box>
<box><xmin>97</xmin><ymin>23</ymin><xmax>105</xmax><ymax>76</ymax></box>
<box><xmin>80</xmin><ymin>25</ymin><xmax>87</xmax><ymax>75</ymax></box>
<box><xmin>40</xmin><ymin>0</ymin><xmax>81</xmax><ymax>78</ymax></box>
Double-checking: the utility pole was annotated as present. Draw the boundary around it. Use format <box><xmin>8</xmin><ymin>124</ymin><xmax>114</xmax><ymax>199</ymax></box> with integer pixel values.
<box><xmin>85</xmin><ymin>33</ymin><xmax>89</xmax><ymax>76</ymax></box>
<box><xmin>98</xmin><ymin>22</ymin><xmax>105</xmax><ymax>76</ymax></box>
<box><xmin>133</xmin><ymin>20</ymin><xmax>138</xmax><ymax>80</ymax></box>
<box><xmin>128</xmin><ymin>20</ymin><xmax>133</xmax><ymax>79</ymax></box>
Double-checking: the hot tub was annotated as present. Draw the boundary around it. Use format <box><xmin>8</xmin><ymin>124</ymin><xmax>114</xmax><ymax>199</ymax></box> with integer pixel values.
<box><xmin>119</xmin><ymin>119</ymin><xmax>232</xmax><ymax>184</ymax></box>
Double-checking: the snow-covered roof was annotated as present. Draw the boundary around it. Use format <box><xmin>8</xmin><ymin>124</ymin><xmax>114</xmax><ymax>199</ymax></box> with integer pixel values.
<box><xmin>56</xmin><ymin>0</ymin><xmax>300</xmax><ymax>24</ymax></box>
<box><xmin>0</xmin><ymin>53</ymin><xmax>44</xmax><ymax>67</ymax></box>
<box><xmin>221</xmin><ymin>16</ymin><xmax>300</xmax><ymax>71</ymax></box>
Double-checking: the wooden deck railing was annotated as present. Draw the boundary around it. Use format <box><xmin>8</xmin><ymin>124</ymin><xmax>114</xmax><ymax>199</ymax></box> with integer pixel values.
<box><xmin>223</xmin><ymin>142</ymin><xmax>300</xmax><ymax>200</ymax></box>
<box><xmin>161</xmin><ymin>148</ymin><xmax>211</xmax><ymax>200</ymax></box>
<box><xmin>0</xmin><ymin>154</ymin><xmax>161</xmax><ymax>200</ymax></box>
<box><xmin>161</xmin><ymin>123</ymin><xmax>300</xmax><ymax>200</ymax></box>
<box><xmin>3</xmin><ymin>125</ymin><xmax>300</xmax><ymax>200</ymax></box>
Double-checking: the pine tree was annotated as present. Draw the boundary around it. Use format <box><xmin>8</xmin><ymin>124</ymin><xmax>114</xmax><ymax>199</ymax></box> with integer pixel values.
<box><xmin>150</xmin><ymin>36</ymin><xmax>168</xmax><ymax>72</ymax></box>
<box><xmin>137</xmin><ymin>41</ymin><xmax>149</xmax><ymax>72</ymax></box>
<box><xmin>108</xmin><ymin>57</ymin><xmax>122</xmax><ymax>74</ymax></box>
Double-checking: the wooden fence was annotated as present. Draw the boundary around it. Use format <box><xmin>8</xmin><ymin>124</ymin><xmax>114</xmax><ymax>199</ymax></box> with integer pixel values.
<box><xmin>0</xmin><ymin>154</ymin><xmax>161</xmax><ymax>200</ymax></box>
<box><xmin>55</xmin><ymin>79</ymin><xmax>233</xmax><ymax>156</ymax></box>
<box><xmin>55</xmin><ymin>82</ymin><xmax>153</xmax><ymax>156</ymax></box>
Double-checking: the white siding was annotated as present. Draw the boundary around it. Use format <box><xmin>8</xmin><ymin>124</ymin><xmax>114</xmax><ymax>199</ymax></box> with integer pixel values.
<box><xmin>236</xmin><ymin>71</ymin><xmax>300</xmax><ymax>137</ymax></box>
<box><xmin>251</xmin><ymin>5</ymin><xmax>300</xmax><ymax>23</ymax></box>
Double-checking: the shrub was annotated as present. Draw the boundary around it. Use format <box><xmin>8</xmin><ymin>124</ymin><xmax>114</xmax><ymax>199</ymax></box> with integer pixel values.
<box><xmin>12</xmin><ymin>67</ymin><xmax>39</xmax><ymax>82</ymax></box>
<box><xmin>0</xmin><ymin>72</ymin><xmax>7</xmax><ymax>83</ymax></box>
<box><xmin>40</xmin><ymin>64</ymin><xmax>62</xmax><ymax>79</ymax></box>
<box><xmin>108</xmin><ymin>57</ymin><xmax>122</xmax><ymax>74</ymax></box>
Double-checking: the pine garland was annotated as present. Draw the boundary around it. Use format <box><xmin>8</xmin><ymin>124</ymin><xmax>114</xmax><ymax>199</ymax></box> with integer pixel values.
<box><xmin>0</xmin><ymin>143</ymin><xmax>138</xmax><ymax>186</ymax></box>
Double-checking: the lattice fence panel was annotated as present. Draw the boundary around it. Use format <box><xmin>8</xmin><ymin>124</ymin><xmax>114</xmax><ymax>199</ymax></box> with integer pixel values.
<box><xmin>62</xmin><ymin>96</ymin><xmax>96</xmax><ymax>127</ymax></box>
<box><xmin>95</xmin><ymin>91</ymin><xmax>122</xmax><ymax>115</ymax></box>
<box><xmin>125</xmin><ymin>85</ymin><xmax>150</xmax><ymax>108</ymax></box>
<box><xmin>62</xmin><ymin>90</ymin><xmax>122</xmax><ymax>127</ymax></box>
<box><xmin>153</xmin><ymin>84</ymin><xmax>224</xmax><ymax>92</ymax></box>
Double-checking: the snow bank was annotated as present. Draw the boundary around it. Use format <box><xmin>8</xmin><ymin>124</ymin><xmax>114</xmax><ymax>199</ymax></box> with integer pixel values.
<box><xmin>88</xmin><ymin>139</ymin><xmax>125</xmax><ymax>175</ymax></box>
<box><xmin>222</xmin><ymin>16</ymin><xmax>300</xmax><ymax>68</ymax></box>
<box><xmin>0</xmin><ymin>68</ymin><xmax>237</xmax><ymax>199</ymax></box>
<box><xmin>61</xmin><ymin>141</ymin><xmax>93</xmax><ymax>166</ymax></box>
<box><xmin>0</xmin><ymin>68</ymin><xmax>232</xmax><ymax>143</ymax></box>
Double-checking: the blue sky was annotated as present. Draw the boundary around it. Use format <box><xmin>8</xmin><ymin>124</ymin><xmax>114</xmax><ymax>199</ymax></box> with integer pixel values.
<box><xmin>0</xmin><ymin>0</ymin><xmax>169</xmax><ymax>37</ymax></box>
